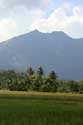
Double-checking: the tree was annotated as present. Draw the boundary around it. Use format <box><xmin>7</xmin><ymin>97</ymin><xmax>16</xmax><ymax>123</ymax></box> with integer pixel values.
<box><xmin>79</xmin><ymin>80</ymin><xmax>83</xmax><ymax>93</ymax></box>
<box><xmin>44</xmin><ymin>77</ymin><xmax>58</xmax><ymax>92</ymax></box>
<box><xmin>41</xmin><ymin>71</ymin><xmax>58</xmax><ymax>92</ymax></box>
<box><xmin>69</xmin><ymin>80</ymin><xmax>80</xmax><ymax>92</ymax></box>
<box><xmin>32</xmin><ymin>67</ymin><xmax>44</xmax><ymax>91</ymax></box>
<box><xmin>36</xmin><ymin>66</ymin><xmax>44</xmax><ymax>76</ymax></box>
<box><xmin>48</xmin><ymin>71</ymin><xmax>57</xmax><ymax>81</ymax></box>
<box><xmin>26</xmin><ymin>67</ymin><xmax>35</xmax><ymax>87</ymax></box>
<box><xmin>27</xmin><ymin>67</ymin><xmax>34</xmax><ymax>76</ymax></box>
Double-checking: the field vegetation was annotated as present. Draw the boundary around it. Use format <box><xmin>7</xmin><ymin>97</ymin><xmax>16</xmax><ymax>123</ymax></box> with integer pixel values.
<box><xmin>0</xmin><ymin>67</ymin><xmax>83</xmax><ymax>124</ymax></box>
<box><xmin>0</xmin><ymin>67</ymin><xmax>83</xmax><ymax>93</ymax></box>
<box><xmin>0</xmin><ymin>91</ymin><xmax>83</xmax><ymax>125</ymax></box>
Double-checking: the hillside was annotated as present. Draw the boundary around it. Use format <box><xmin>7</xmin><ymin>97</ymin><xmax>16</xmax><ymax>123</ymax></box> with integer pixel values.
<box><xmin>0</xmin><ymin>30</ymin><xmax>83</xmax><ymax>80</ymax></box>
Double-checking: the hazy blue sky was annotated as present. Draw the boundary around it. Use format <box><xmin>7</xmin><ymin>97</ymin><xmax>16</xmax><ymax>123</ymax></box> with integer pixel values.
<box><xmin>0</xmin><ymin>0</ymin><xmax>83</xmax><ymax>41</ymax></box>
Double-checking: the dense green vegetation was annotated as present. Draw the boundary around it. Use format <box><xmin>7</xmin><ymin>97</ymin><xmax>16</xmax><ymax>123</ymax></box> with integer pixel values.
<box><xmin>0</xmin><ymin>97</ymin><xmax>83</xmax><ymax>125</ymax></box>
<box><xmin>0</xmin><ymin>68</ymin><xmax>83</xmax><ymax>125</ymax></box>
<box><xmin>0</xmin><ymin>67</ymin><xmax>83</xmax><ymax>93</ymax></box>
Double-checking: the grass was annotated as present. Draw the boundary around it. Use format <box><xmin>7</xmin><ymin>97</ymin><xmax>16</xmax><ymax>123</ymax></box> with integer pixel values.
<box><xmin>0</xmin><ymin>90</ymin><xmax>83</xmax><ymax>102</ymax></box>
<box><xmin>0</xmin><ymin>90</ymin><xmax>83</xmax><ymax>124</ymax></box>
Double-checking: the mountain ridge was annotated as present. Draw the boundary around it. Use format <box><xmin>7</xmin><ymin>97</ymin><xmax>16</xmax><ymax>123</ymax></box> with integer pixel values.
<box><xmin>0</xmin><ymin>30</ymin><xmax>83</xmax><ymax>80</ymax></box>
<box><xmin>1</xmin><ymin>30</ymin><xmax>83</xmax><ymax>44</ymax></box>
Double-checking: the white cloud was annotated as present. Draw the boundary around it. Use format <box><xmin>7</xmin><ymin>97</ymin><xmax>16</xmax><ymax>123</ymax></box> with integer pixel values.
<box><xmin>0</xmin><ymin>5</ymin><xmax>43</xmax><ymax>42</ymax></box>
<box><xmin>0</xmin><ymin>19</ymin><xmax>16</xmax><ymax>41</ymax></box>
<box><xmin>0</xmin><ymin>0</ymin><xmax>51</xmax><ymax>10</ymax></box>
<box><xmin>0</xmin><ymin>0</ymin><xmax>46</xmax><ymax>42</ymax></box>
<box><xmin>31</xmin><ymin>5</ymin><xmax>83</xmax><ymax>38</ymax></box>
<box><xmin>73</xmin><ymin>6</ymin><xmax>83</xmax><ymax>16</ymax></box>
<box><xmin>9</xmin><ymin>6</ymin><xmax>43</xmax><ymax>35</ymax></box>
<box><xmin>0</xmin><ymin>1</ymin><xmax>83</xmax><ymax>42</ymax></box>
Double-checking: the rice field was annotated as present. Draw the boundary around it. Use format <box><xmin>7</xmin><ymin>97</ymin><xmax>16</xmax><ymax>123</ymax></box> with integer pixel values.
<box><xmin>0</xmin><ymin>90</ymin><xmax>83</xmax><ymax>125</ymax></box>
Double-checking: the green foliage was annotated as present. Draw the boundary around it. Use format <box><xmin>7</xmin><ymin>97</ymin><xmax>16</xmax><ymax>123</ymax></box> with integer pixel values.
<box><xmin>0</xmin><ymin>98</ymin><xmax>83</xmax><ymax>125</ymax></box>
<box><xmin>36</xmin><ymin>66</ymin><xmax>44</xmax><ymax>76</ymax></box>
<box><xmin>41</xmin><ymin>77</ymin><xmax>58</xmax><ymax>92</ymax></box>
<box><xmin>48</xmin><ymin>70</ymin><xmax>57</xmax><ymax>80</ymax></box>
<box><xmin>27</xmin><ymin>67</ymin><xmax>34</xmax><ymax>76</ymax></box>
<box><xmin>0</xmin><ymin>67</ymin><xmax>82</xmax><ymax>93</ymax></box>
<box><xmin>69</xmin><ymin>80</ymin><xmax>80</xmax><ymax>92</ymax></box>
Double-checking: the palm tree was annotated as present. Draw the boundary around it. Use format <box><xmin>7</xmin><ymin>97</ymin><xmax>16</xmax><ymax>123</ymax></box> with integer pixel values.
<box><xmin>27</xmin><ymin>67</ymin><xmax>34</xmax><ymax>76</ymax></box>
<box><xmin>32</xmin><ymin>66</ymin><xmax>44</xmax><ymax>91</ymax></box>
<box><xmin>26</xmin><ymin>67</ymin><xmax>35</xmax><ymax>88</ymax></box>
<box><xmin>36</xmin><ymin>66</ymin><xmax>44</xmax><ymax>76</ymax></box>
<box><xmin>48</xmin><ymin>70</ymin><xmax>57</xmax><ymax>81</ymax></box>
<box><xmin>43</xmin><ymin>70</ymin><xmax>58</xmax><ymax>92</ymax></box>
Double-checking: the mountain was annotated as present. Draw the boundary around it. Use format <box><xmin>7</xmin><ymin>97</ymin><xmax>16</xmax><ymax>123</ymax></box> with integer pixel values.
<box><xmin>0</xmin><ymin>30</ymin><xmax>83</xmax><ymax>80</ymax></box>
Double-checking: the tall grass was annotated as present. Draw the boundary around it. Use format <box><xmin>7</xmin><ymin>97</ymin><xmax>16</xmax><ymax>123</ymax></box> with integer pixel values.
<box><xmin>0</xmin><ymin>90</ymin><xmax>83</xmax><ymax>125</ymax></box>
<box><xmin>0</xmin><ymin>90</ymin><xmax>83</xmax><ymax>102</ymax></box>
<box><xmin>0</xmin><ymin>98</ymin><xmax>83</xmax><ymax>125</ymax></box>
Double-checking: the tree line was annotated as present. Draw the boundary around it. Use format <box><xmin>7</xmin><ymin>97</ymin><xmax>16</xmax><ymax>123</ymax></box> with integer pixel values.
<box><xmin>0</xmin><ymin>67</ymin><xmax>83</xmax><ymax>93</ymax></box>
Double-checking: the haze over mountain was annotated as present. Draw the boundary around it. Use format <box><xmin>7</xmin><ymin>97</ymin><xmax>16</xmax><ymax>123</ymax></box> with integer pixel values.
<box><xmin>0</xmin><ymin>30</ymin><xmax>83</xmax><ymax>80</ymax></box>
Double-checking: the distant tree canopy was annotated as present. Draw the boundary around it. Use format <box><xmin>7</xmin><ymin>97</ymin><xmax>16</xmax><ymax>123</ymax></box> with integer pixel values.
<box><xmin>27</xmin><ymin>67</ymin><xmax>34</xmax><ymax>76</ymax></box>
<box><xmin>36</xmin><ymin>66</ymin><xmax>44</xmax><ymax>76</ymax></box>
<box><xmin>0</xmin><ymin>67</ymin><xmax>82</xmax><ymax>93</ymax></box>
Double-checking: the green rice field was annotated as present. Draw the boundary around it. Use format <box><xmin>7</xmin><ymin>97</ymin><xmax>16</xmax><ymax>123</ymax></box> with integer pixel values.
<box><xmin>0</xmin><ymin>91</ymin><xmax>83</xmax><ymax>125</ymax></box>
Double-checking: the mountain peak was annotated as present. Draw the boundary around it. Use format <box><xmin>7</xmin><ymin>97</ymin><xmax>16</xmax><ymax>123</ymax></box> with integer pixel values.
<box><xmin>51</xmin><ymin>31</ymin><xmax>69</xmax><ymax>36</ymax></box>
<box><xmin>0</xmin><ymin>29</ymin><xmax>83</xmax><ymax>80</ymax></box>
<box><xmin>30</xmin><ymin>30</ymin><xmax>40</xmax><ymax>33</ymax></box>
<box><xmin>30</xmin><ymin>30</ymin><xmax>71</xmax><ymax>39</ymax></box>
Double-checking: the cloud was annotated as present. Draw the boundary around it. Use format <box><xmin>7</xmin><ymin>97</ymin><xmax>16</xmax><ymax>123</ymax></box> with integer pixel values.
<box><xmin>0</xmin><ymin>1</ymin><xmax>83</xmax><ymax>42</ymax></box>
<box><xmin>0</xmin><ymin>0</ymin><xmax>44</xmax><ymax>42</ymax></box>
<box><xmin>73</xmin><ymin>6</ymin><xmax>83</xmax><ymax>16</ymax></box>
<box><xmin>0</xmin><ymin>19</ymin><xmax>16</xmax><ymax>41</ymax></box>
<box><xmin>31</xmin><ymin>5</ymin><xmax>83</xmax><ymax>38</ymax></box>
<box><xmin>0</xmin><ymin>0</ymin><xmax>50</xmax><ymax>10</ymax></box>
<box><xmin>0</xmin><ymin>0</ymin><xmax>51</xmax><ymax>42</ymax></box>
<box><xmin>9</xmin><ymin>6</ymin><xmax>43</xmax><ymax>33</ymax></box>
